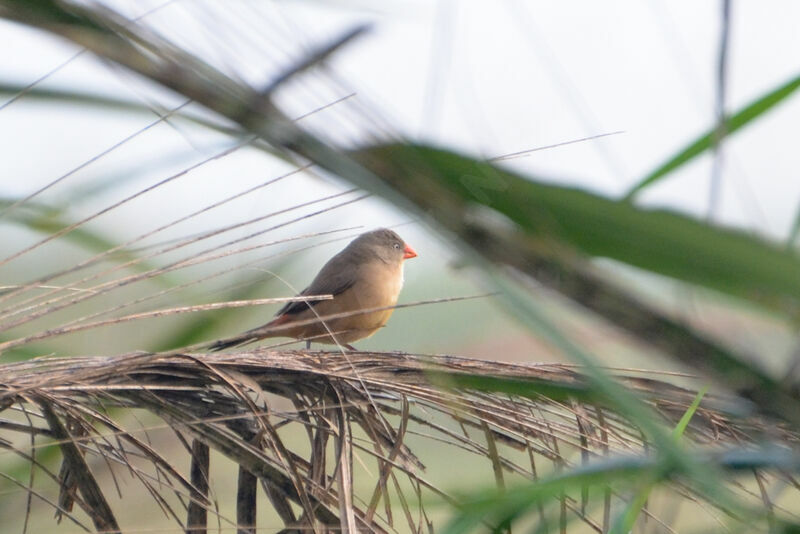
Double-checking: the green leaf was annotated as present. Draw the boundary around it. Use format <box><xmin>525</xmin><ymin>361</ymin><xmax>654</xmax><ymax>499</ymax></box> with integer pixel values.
<box><xmin>0</xmin><ymin>83</ymin><xmax>245</xmax><ymax>136</ymax></box>
<box><xmin>0</xmin><ymin>83</ymin><xmax>159</xmax><ymax>113</ymax></box>
<box><xmin>0</xmin><ymin>339</ymin><xmax>51</xmax><ymax>362</ymax></box>
<box><xmin>1</xmin><ymin>198</ymin><xmax>116</xmax><ymax>253</ymax></box>
<box><xmin>358</xmin><ymin>144</ymin><xmax>800</xmax><ymax>315</ymax></box>
<box><xmin>671</xmin><ymin>385</ymin><xmax>708</xmax><ymax>440</ymax></box>
<box><xmin>611</xmin><ymin>386</ymin><xmax>709</xmax><ymax>534</ymax></box>
<box><xmin>787</xmin><ymin>205</ymin><xmax>800</xmax><ymax>250</ymax></box>
<box><xmin>624</xmin><ymin>72</ymin><xmax>800</xmax><ymax>200</ymax></box>
<box><xmin>443</xmin><ymin>456</ymin><xmax>654</xmax><ymax>534</ymax></box>
<box><xmin>425</xmin><ymin>371</ymin><xmax>604</xmax><ymax>405</ymax></box>
<box><xmin>0</xmin><ymin>198</ymin><xmax>174</xmax><ymax>286</ymax></box>
<box><xmin>0</xmin><ymin>0</ymin><xmax>105</xmax><ymax>30</ymax></box>
<box><xmin>444</xmin><ymin>448</ymin><xmax>793</xmax><ymax>534</ymax></box>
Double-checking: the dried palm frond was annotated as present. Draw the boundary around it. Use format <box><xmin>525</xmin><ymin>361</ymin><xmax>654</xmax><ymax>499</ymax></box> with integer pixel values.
<box><xmin>1</xmin><ymin>350</ymin><xmax>796</xmax><ymax>533</ymax></box>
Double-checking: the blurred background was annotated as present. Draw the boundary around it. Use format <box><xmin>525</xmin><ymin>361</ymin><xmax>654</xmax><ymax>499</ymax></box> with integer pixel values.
<box><xmin>3</xmin><ymin>0</ymin><xmax>798</xmax><ymax>367</ymax></box>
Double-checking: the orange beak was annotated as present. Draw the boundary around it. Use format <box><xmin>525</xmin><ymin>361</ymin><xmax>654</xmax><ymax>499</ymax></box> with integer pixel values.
<box><xmin>403</xmin><ymin>243</ymin><xmax>418</xmax><ymax>259</ymax></box>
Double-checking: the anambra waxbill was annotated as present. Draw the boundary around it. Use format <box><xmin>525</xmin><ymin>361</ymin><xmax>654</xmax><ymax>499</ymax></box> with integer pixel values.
<box><xmin>210</xmin><ymin>228</ymin><xmax>417</xmax><ymax>351</ymax></box>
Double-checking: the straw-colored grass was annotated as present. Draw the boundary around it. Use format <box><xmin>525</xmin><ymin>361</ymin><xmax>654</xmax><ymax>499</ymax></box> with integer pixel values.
<box><xmin>1</xmin><ymin>349</ymin><xmax>794</xmax><ymax>532</ymax></box>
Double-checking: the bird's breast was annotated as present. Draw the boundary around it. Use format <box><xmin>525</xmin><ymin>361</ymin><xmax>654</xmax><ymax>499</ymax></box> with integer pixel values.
<box><xmin>354</xmin><ymin>261</ymin><xmax>404</xmax><ymax>308</ymax></box>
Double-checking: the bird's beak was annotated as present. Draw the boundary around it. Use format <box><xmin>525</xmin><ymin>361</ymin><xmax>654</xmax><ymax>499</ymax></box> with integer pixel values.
<box><xmin>403</xmin><ymin>243</ymin><xmax>418</xmax><ymax>259</ymax></box>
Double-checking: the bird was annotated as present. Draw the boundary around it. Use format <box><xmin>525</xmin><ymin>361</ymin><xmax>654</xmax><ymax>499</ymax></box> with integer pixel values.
<box><xmin>209</xmin><ymin>228</ymin><xmax>417</xmax><ymax>351</ymax></box>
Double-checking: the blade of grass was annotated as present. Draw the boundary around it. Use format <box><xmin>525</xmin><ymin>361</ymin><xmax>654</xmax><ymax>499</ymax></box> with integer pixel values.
<box><xmin>426</xmin><ymin>372</ymin><xmax>604</xmax><ymax>406</ymax></box>
<box><xmin>443</xmin><ymin>445</ymin><xmax>795</xmax><ymax>534</ymax></box>
<box><xmin>787</xmin><ymin>207</ymin><xmax>800</xmax><ymax>250</ymax></box>
<box><xmin>441</xmin><ymin>456</ymin><xmax>655</xmax><ymax>534</ymax></box>
<box><xmin>671</xmin><ymin>386</ymin><xmax>710</xmax><ymax>440</ymax></box>
<box><xmin>0</xmin><ymin>82</ymin><xmax>245</xmax><ymax>137</ymax></box>
<box><xmin>610</xmin><ymin>386</ymin><xmax>709</xmax><ymax>534</ymax></box>
<box><xmin>0</xmin><ymin>198</ymin><xmax>175</xmax><ymax>286</ymax></box>
<box><xmin>624</xmin><ymin>72</ymin><xmax>800</xmax><ymax>200</ymax></box>
<box><xmin>360</xmin><ymin>144</ymin><xmax>800</xmax><ymax>312</ymax></box>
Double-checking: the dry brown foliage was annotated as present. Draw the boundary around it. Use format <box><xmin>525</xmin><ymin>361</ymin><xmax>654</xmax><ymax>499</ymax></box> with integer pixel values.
<box><xmin>1</xmin><ymin>349</ymin><xmax>795</xmax><ymax>533</ymax></box>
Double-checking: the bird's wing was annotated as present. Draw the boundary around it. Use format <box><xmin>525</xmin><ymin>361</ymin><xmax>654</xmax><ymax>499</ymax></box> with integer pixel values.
<box><xmin>274</xmin><ymin>252</ymin><xmax>358</xmax><ymax>316</ymax></box>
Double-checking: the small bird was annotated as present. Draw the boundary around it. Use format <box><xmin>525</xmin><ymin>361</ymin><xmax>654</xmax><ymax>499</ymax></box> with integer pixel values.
<box><xmin>210</xmin><ymin>228</ymin><xmax>417</xmax><ymax>351</ymax></box>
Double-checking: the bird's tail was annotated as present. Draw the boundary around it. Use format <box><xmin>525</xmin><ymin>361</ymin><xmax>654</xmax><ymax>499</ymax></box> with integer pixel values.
<box><xmin>207</xmin><ymin>335</ymin><xmax>252</xmax><ymax>352</ymax></box>
<box><xmin>207</xmin><ymin>314</ymin><xmax>290</xmax><ymax>352</ymax></box>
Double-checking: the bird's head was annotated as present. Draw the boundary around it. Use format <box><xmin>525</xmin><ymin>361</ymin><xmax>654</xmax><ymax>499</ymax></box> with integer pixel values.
<box><xmin>352</xmin><ymin>228</ymin><xmax>417</xmax><ymax>264</ymax></box>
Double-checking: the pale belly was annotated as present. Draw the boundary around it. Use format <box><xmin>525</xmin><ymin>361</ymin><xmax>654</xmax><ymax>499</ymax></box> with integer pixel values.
<box><xmin>287</xmin><ymin>263</ymin><xmax>404</xmax><ymax>345</ymax></box>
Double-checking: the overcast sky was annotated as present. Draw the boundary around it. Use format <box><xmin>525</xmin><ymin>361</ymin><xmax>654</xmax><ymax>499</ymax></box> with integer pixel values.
<box><xmin>3</xmin><ymin>1</ymin><xmax>800</xmax><ymax>239</ymax></box>
<box><xmin>2</xmin><ymin>1</ymin><xmax>800</xmax><ymax>359</ymax></box>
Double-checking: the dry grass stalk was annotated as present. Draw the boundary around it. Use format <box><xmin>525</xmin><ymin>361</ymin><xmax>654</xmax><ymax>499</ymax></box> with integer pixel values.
<box><xmin>0</xmin><ymin>349</ymin><xmax>796</xmax><ymax>533</ymax></box>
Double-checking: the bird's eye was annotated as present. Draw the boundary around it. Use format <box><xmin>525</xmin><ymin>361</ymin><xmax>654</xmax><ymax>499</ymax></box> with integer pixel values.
<box><xmin>393</xmin><ymin>243</ymin><xmax>401</xmax><ymax>249</ymax></box>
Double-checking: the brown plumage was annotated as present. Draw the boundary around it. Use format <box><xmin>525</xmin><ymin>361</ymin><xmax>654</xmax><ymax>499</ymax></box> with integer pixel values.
<box><xmin>210</xmin><ymin>228</ymin><xmax>417</xmax><ymax>351</ymax></box>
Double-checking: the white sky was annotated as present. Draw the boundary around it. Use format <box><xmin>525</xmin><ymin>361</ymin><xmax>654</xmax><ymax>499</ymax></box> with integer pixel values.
<box><xmin>3</xmin><ymin>1</ymin><xmax>800</xmax><ymax>237</ymax></box>
<box><xmin>1</xmin><ymin>1</ymin><xmax>799</xmax><ymax>359</ymax></box>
